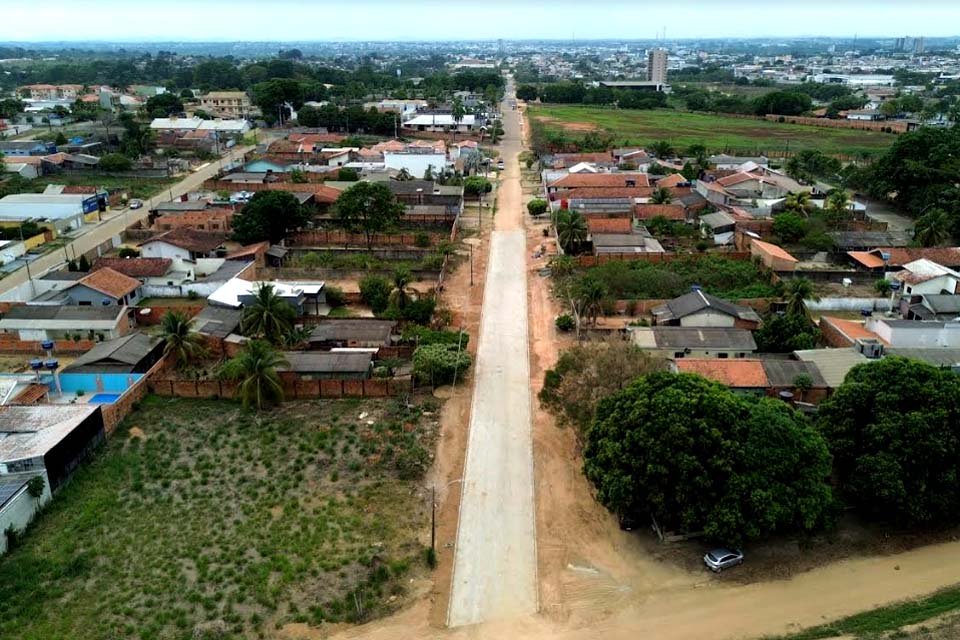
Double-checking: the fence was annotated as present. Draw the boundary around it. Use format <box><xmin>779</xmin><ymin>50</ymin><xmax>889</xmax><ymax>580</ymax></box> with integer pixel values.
<box><xmin>577</xmin><ymin>251</ymin><xmax>751</xmax><ymax>266</ymax></box>
<box><xmin>99</xmin><ymin>355</ymin><xmax>172</xmax><ymax>433</ymax></box>
<box><xmin>806</xmin><ymin>297</ymin><xmax>893</xmax><ymax>312</ymax></box>
<box><xmin>0</xmin><ymin>336</ymin><xmax>97</xmax><ymax>355</ymax></box>
<box><xmin>763</xmin><ymin>114</ymin><xmax>909</xmax><ymax>134</ymax></box>
<box><xmin>148</xmin><ymin>376</ymin><xmax>414</xmax><ymax>400</ymax></box>
<box><xmin>135</xmin><ymin>304</ymin><xmax>205</xmax><ymax>326</ymax></box>
<box><xmin>291</xmin><ymin>230</ymin><xmax>445</xmax><ymax>248</ymax></box>
<box><xmin>255</xmin><ymin>266</ymin><xmax>442</xmax><ymax>283</ymax></box>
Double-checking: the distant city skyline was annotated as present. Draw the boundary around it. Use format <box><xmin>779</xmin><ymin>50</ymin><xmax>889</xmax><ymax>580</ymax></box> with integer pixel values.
<box><xmin>3</xmin><ymin>0</ymin><xmax>960</xmax><ymax>43</ymax></box>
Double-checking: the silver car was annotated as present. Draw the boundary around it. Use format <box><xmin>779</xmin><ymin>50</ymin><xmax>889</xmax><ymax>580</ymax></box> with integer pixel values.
<box><xmin>703</xmin><ymin>548</ymin><xmax>743</xmax><ymax>572</ymax></box>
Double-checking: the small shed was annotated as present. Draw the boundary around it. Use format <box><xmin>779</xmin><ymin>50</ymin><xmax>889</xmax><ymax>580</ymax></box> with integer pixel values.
<box><xmin>279</xmin><ymin>352</ymin><xmax>373</xmax><ymax>380</ymax></box>
<box><xmin>63</xmin><ymin>333</ymin><xmax>164</xmax><ymax>374</ymax></box>
<box><xmin>308</xmin><ymin>319</ymin><xmax>396</xmax><ymax>349</ymax></box>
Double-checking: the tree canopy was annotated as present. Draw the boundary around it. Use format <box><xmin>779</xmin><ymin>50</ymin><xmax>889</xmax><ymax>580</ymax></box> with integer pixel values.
<box><xmin>817</xmin><ymin>357</ymin><xmax>960</xmax><ymax>527</ymax></box>
<box><xmin>231</xmin><ymin>190</ymin><xmax>309</xmax><ymax>245</ymax></box>
<box><xmin>754</xmin><ymin>312</ymin><xmax>821</xmax><ymax>352</ymax></box>
<box><xmin>334</xmin><ymin>181</ymin><xmax>405</xmax><ymax>249</ymax></box>
<box><xmin>584</xmin><ymin>372</ymin><xmax>834</xmax><ymax>546</ymax></box>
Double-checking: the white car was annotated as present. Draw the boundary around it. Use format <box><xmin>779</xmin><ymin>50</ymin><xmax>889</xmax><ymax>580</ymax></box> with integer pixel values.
<box><xmin>128</xmin><ymin>199</ymin><xmax>143</xmax><ymax>209</ymax></box>
<box><xmin>703</xmin><ymin>548</ymin><xmax>744</xmax><ymax>572</ymax></box>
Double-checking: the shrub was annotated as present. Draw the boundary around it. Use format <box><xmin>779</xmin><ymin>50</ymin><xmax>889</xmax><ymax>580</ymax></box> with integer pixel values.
<box><xmin>395</xmin><ymin>444</ymin><xmax>430</xmax><ymax>480</ymax></box>
<box><xmin>527</xmin><ymin>199</ymin><xmax>548</xmax><ymax>217</ymax></box>
<box><xmin>412</xmin><ymin>343</ymin><xmax>472</xmax><ymax>386</ymax></box>
<box><xmin>324</xmin><ymin>286</ymin><xmax>346</xmax><ymax>308</ymax></box>
<box><xmin>413</xmin><ymin>232</ymin><xmax>431</xmax><ymax>248</ymax></box>
<box><xmin>117</xmin><ymin>247</ymin><xmax>139</xmax><ymax>258</ymax></box>
<box><xmin>359</xmin><ymin>275</ymin><xmax>392</xmax><ymax>314</ymax></box>
<box><xmin>555</xmin><ymin>314</ymin><xmax>575</xmax><ymax>332</ymax></box>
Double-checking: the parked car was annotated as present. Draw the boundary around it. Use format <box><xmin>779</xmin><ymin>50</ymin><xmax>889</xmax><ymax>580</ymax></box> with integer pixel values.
<box><xmin>703</xmin><ymin>548</ymin><xmax>743</xmax><ymax>572</ymax></box>
<box><xmin>497</xmin><ymin>160</ymin><xmax>505</xmax><ymax>170</ymax></box>
<box><xmin>129</xmin><ymin>199</ymin><xmax>143</xmax><ymax>209</ymax></box>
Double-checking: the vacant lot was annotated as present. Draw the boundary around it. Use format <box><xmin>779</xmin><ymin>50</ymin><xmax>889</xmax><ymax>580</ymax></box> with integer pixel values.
<box><xmin>0</xmin><ymin>395</ymin><xmax>439</xmax><ymax>640</ymax></box>
<box><xmin>530</xmin><ymin>105</ymin><xmax>895</xmax><ymax>157</ymax></box>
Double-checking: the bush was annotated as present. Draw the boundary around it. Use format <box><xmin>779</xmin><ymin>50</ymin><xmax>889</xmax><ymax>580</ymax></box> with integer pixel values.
<box><xmin>395</xmin><ymin>444</ymin><xmax>430</xmax><ymax>480</ymax></box>
<box><xmin>413</xmin><ymin>232</ymin><xmax>431</xmax><ymax>248</ymax></box>
<box><xmin>400</xmin><ymin>325</ymin><xmax>468</xmax><ymax>348</ymax></box>
<box><xmin>99</xmin><ymin>153</ymin><xmax>133</xmax><ymax>172</ymax></box>
<box><xmin>117</xmin><ymin>247</ymin><xmax>139</xmax><ymax>258</ymax></box>
<box><xmin>527</xmin><ymin>199</ymin><xmax>548</xmax><ymax>217</ymax></box>
<box><xmin>359</xmin><ymin>275</ymin><xmax>392</xmax><ymax>314</ymax></box>
<box><xmin>555</xmin><ymin>314</ymin><xmax>575</xmax><ymax>332</ymax></box>
<box><xmin>324</xmin><ymin>285</ymin><xmax>346</xmax><ymax>307</ymax></box>
<box><xmin>385</xmin><ymin>296</ymin><xmax>436</xmax><ymax>325</ymax></box>
<box><xmin>412</xmin><ymin>343</ymin><xmax>472</xmax><ymax>386</ymax></box>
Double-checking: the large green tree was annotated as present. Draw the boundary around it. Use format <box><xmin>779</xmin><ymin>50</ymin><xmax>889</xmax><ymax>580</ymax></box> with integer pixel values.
<box><xmin>231</xmin><ymin>190</ymin><xmax>309</xmax><ymax>245</ymax></box>
<box><xmin>817</xmin><ymin>357</ymin><xmax>960</xmax><ymax>526</ymax></box>
<box><xmin>754</xmin><ymin>312</ymin><xmax>821</xmax><ymax>353</ymax></box>
<box><xmin>584</xmin><ymin>372</ymin><xmax>834</xmax><ymax>545</ymax></box>
<box><xmin>145</xmin><ymin>92</ymin><xmax>184</xmax><ymax>119</ymax></box>
<box><xmin>334</xmin><ymin>181</ymin><xmax>405</xmax><ymax>249</ymax></box>
<box><xmin>159</xmin><ymin>310</ymin><xmax>206</xmax><ymax>367</ymax></box>
<box><xmin>913</xmin><ymin>208</ymin><xmax>952</xmax><ymax>247</ymax></box>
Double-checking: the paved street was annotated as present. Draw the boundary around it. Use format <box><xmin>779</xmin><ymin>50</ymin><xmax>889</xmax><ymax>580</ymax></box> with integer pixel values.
<box><xmin>0</xmin><ymin>142</ymin><xmax>260</xmax><ymax>296</ymax></box>
<box><xmin>447</xmin><ymin>80</ymin><xmax>538</xmax><ymax>627</ymax></box>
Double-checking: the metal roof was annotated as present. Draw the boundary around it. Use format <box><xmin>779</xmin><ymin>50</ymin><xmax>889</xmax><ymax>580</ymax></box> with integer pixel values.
<box><xmin>64</xmin><ymin>333</ymin><xmax>160</xmax><ymax>372</ymax></box>
<box><xmin>631</xmin><ymin>327</ymin><xmax>757</xmax><ymax>351</ymax></box>
<box><xmin>0</xmin><ymin>405</ymin><xmax>100</xmax><ymax>463</ymax></box>
<box><xmin>653</xmin><ymin>290</ymin><xmax>761</xmax><ymax>323</ymax></box>
<box><xmin>309</xmin><ymin>319</ymin><xmax>396</xmax><ymax>344</ymax></box>
<box><xmin>885</xmin><ymin>348</ymin><xmax>960</xmax><ymax>368</ymax></box>
<box><xmin>191</xmin><ymin>306</ymin><xmax>243</xmax><ymax>339</ymax></box>
<box><xmin>278</xmin><ymin>351</ymin><xmax>373</xmax><ymax>374</ymax></box>
<box><xmin>792</xmin><ymin>349</ymin><xmax>871</xmax><ymax>388</ymax></box>
<box><xmin>1</xmin><ymin>305</ymin><xmax>125</xmax><ymax>322</ymax></box>
<box><xmin>760</xmin><ymin>359</ymin><xmax>827</xmax><ymax>388</ymax></box>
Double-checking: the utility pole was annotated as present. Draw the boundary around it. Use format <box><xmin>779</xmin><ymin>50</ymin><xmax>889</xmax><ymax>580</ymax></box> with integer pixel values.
<box><xmin>469</xmin><ymin>243</ymin><xmax>473</xmax><ymax>286</ymax></box>
<box><xmin>430</xmin><ymin>486</ymin><xmax>436</xmax><ymax>553</ymax></box>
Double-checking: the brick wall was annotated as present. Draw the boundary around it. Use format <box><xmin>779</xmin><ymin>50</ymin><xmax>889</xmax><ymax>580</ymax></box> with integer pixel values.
<box><xmin>135</xmin><ymin>305</ymin><xmax>205</xmax><ymax>326</ymax></box>
<box><xmin>148</xmin><ymin>376</ymin><xmax>412</xmax><ymax>400</ymax></box>
<box><xmin>818</xmin><ymin>316</ymin><xmax>856</xmax><ymax>348</ymax></box>
<box><xmin>0</xmin><ymin>336</ymin><xmax>97</xmax><ymax>354</ymax></box>
<box><xmin>100</xmin><ymin>354</ymin><xmax>172</xmax><ymax>433</ymax></box>
<box><xmin>291</xmin><ymin>230</ymin><xmax>443</xmax><ymax>247</ymax></box>
<box><xmin>578</xmin><ymin>251</ymin><xmax>751</xmax><ymax>267</ymax></box>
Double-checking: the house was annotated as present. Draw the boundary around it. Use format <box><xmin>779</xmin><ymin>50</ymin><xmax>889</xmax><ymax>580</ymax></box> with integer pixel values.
<box><xmin>672</xmin><ymin>359</ymin><xmax>769</xmax><ymax>394</ymax></box>
<box><xmin>889</xmin><ymin>259</ymin><xmax>960</xmax><ymax>296</ymax></box>
<box><xmin>590</xmin><ymin>232</ymin><xmax>665</xmax><ymax>255</ymax></box>
<box><xmin>0</xmin><ymin>141</ymin><xmax>55</xmax><ymax>157</ymax></box>
<box><xmin>0</xmin><ymin>405</ymin><xmax>105</xmax><ymax>492</ymax></box>
<box><xmin>198</xmin><ymin>91</ymin><xmax>256</xmax><ymax>119</ymax></box>
<box><xmin>654</xmin><ymin>173</ymin><xmax>689</xmax><ymax>189</ymax></box>
<box><xmin>700</xmin><ymin>211</ymin><xmax>737</xmax><ymax>244</ymax></box>
<box><xmin>63</xmin><ymin>333</ymin><xmax>164</xmax><ymax>374</ymax></box>
<box><xmin>750</xmin><ymin>238</ymin><xmax>798</xmax><ymax>272</ymax></box>
<box><xmin>586</xmin><ymin>218</ymin><xmax>633</xmax><ymax>235</ymax></box>
<box><xmin>279</xmin><ymin>352</ymin><xmax>373</xmax><ymax>380</ymax></box>
<box><xmin>191</xmin><ymin>306</ymin><xmax>243</xmax><ymax>341</ymax></box>
<box><xmin>0</xmin><ymin>305</ymin><xmax>130</xmax><ymax>342</ymax></box>
<box><xmin>92</xmin><ymin>258</ymin><xmax>174</xmax><ymax>286</ymax></box>
<box><xmin>760</xmin><ymin>359</ymin><xmax>830</xmax><ymax>403</ymax></box>
<box><xmin>792</xmin><ymin>348</ymin><xmax>871</xmax><ymax>389</ymax></box>
<box><xmin>308</xmin><ymin>319</ymin><xmax>396</xmax><ymax>350</ymax></box>
<box><xmin>153</xmin><ymin>208</ymin><xmax>236</xmax><ymax>234</ymax></box>
<box><xmin>903</xmin><ymin>294</ymin><xmax>960</xmax><ymax>321</ymax></box>
<box><xmin>383</xmin><ymin>148</ymin><xmax>449</xmax><ymax>178</ymax></box>
<box><xmin>64</xmin><ymin>268</ymin><xmax>142</xmax><ymax>307</ymax></box>
<box><xmin>546</xmin><ymin>173</ymin><xmax>650</xmax><ymax>194</ymax></box>
<box><xmin>3</xmin><ymin>162</ymin><xmax>39</xmax><ymax>180</ymax></box>
<box><xmin>708</xmin><ymin>155</ymin><xmax>770</xmax><ymax>171</ymax></box>
<box><xmin>140</xmin><ymin>229</ymin><xmax>227</xmax><ymax>261</ymax></box>
<box><xmin>884</xmin><ymin>347</ymin><xmax>960</xmax><ymax>369</ymax></box>
<box><xmin>0</xmin><ymin>193</ymin><xmax>98</xmax><ymax>233</ymax></box>
<box><xmin>651</xmin><ymin>289</ymin><xmax>761</xmax><ymax>329</ymax></box>
<box><xmin>865</xmin><ymin>317</ymin><xmax>960</xmax><ymax>348</ymax></box>
<box><xmin>695</xmin><ymin>180</ymin><xmax>732</xmax><ymax>206</ymax></box>
<box><xmin>628</xmin><ymin>326</ymin><xmax>757</xmax><ymax>359</ymax></box>
<box><xmin>634</xmin><ymin>204</ymin><xmax>686</xmax><ymax>221</ymax></box>
<box><xmin>208</xmin><ymin>278</ymin><xmax>326</xmax><ymax>316</ymax></box>
<box><xmin>401</xmin><ymin>114</ymin><xmax>478</xmax><ymax>133</ymax></box>
<box><xmin>847</xmin><ymin>247</ymin><xmax>960</xmax><ymax>271</ymax></box>
<box><xmin>847</xmin><ymin>109</ymin><xmax>885</xmax><ymax>121</ymax></box>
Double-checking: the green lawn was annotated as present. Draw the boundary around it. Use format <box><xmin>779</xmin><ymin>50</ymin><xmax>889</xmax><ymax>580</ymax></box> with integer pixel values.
<box><xmin>0</xmin><ymin>396</ymin><xmax>438</xmax><ymax>640</ymax></box>
<box><xmin>770</xmin><ymin>584</ymin><xmax>960</xmax><ymax>639</ymax></box>
<box><xmin>530</xmin><ymin>105</ymin><xmax>895</xmax><ymax>157</ymax></box>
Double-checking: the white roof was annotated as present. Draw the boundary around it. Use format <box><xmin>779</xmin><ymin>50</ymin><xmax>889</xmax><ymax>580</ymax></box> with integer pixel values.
<box><xmin>0</xmin><ymin>193</ymin><xmax>87</xmax><ymax>221</ymax></box>
<box><xmin>0</xmin><ymin>405</ymin><xmax>100</xmax><ymax>463</ymax></box>
<box><xmin>568</xmin><ymin>162</ymin><xmax>600</xmax><ymax>174</ymax></box>
<box><xmin>208</xmin><ymin>278</ymin><xmax>324</xmax><ymax>308</ymax></box>
<box><xmin>150</xmin><ymin>117</ymin><xmax>203</xmax><ymax>130</ymax></box>
<box><xmin>403</xmin><ymin>114</ymin><xmax>477</xmax><ymax>127</ymax></box>
<box><xmin>898</xmin><ymin>259</ymin><xmax>960</xmax><ymax>280</ymax></box>
<box><xmin>197</xmin><ymin>119</ymin><xmax>250</xmax><ymax>132</ymax></box>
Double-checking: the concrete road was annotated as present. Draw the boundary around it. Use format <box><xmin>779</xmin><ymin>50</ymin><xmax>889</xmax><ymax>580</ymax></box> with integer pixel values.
<box><xmin>448</xmin><ymin>78</ymin><xmax>538</xmax><ymax>627</ymax></box>
<box><xmin>0</xmin><ymin>142</ymin><xmax>259</xmax><ymax>297</ymax></box>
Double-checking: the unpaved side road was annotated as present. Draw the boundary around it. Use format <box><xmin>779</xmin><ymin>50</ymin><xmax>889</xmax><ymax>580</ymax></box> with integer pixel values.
<box><xmin>446</xmin><ymin>79</ymin><xmax>538</xmax><ymax>627</ymax></box>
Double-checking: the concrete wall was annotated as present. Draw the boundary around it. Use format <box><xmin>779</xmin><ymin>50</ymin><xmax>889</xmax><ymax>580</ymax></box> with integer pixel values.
<box><xmin>678</xmin><ymin>309</ymin><xmax>736</xmax><ymax>328</ymax></box>
<box><xmin>0</xmin><ymin>473</ymin><xmax>51</xmax><ymax>555</ymax></box>
<box><xmin>141</xmin><ymin>241</ymin><xmax>190</xmax><ymax>261</ymax></box>
<box><xmin>806</xmin><ymin>297</ymin><xmax>893</xmax><ymax>312</ymax></box>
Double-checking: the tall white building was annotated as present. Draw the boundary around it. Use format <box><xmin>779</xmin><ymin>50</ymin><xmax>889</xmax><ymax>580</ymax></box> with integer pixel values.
<box><xmin>648</xmin><ymin>48</ymin><xmax>668</xmax><ymax>84</ymax></box>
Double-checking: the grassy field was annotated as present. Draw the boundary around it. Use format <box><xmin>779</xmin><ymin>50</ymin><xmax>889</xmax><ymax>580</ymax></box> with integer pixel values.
<box><xmin>771</xmin><ymin>584</ymin><xmax>960</xmax><ymax>639</ymax></box>
<box><xmin>530</xmin><ymin>105</ymin><xmax>895</xmax><ymax>157</ymax></box>
<box><xmin>0</xmin><ymin>396</ymin><xmax>439</xmax><ymax>640</ymax></box>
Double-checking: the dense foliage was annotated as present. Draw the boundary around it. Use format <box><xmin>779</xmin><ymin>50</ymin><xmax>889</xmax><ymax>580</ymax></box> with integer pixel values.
<box><xmin>584</xmin><ymin>372</ymin><xmax>835</xmax><ymax>545</ymax></box>
<box><xmin>817</xmin><ymin>357</ymin><xmax>960</xmax><ymax>527</ymax></box>
<box><xmin>334</xmin><ymin>182</ymin><xmax>405</xmax><ymax>249</ymax></box>
<box><xmin>412</xmin><ymin>344</ymin><xmax>472</xmax><ymax>386</ymax></box>
<box><xmin>232</xmin><ymin>190</ymin><xmax>309</xmax><ymax>245</ymax></box>
<box><xmin>580</xmin><ymin>256</ymin><xmax>777</xmax><ymax>300</ymax></box>
<box><xmin>517</xmin><ymin>81</ymin><xmax>668</xmax><ymax>110</ymax></box>
<box><xmin>359</xmin><ymin>275</ymin><xmax>393</xmax><ymax>314</ymax></box>
<box><xmin>754</xmin><ymin>312</ymin><xmax>821</xmax><ymax>352</ymax></box>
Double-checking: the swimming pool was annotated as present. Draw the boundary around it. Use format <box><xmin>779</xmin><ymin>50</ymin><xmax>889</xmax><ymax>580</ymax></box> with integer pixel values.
<box><xmin>88</xmin><ymin>393</ymin><xmax>121</xmax><ymax>404</ymax></box>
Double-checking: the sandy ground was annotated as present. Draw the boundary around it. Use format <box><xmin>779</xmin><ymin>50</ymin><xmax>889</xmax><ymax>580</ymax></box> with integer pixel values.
<box><xmin>313</xmin><ymin>79</ymin><xmax>960</xmax><ymax>640</ymax></box>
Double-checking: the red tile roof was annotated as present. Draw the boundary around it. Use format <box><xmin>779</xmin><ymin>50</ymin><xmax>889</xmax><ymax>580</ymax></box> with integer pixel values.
<box><xmin>847</xmin><ymin>247</ymin><xmax>960</xmax><ymax>269</ymax></box>
<box><xmin>717</xmin><ymin>172</ymin><xmax>761</xmax><ymax>187</ymax></box>
<box><xmin>675</xmin><ymin>359</ymin><xmax>770</xmax><ymax>388</ymax></box>
<box><xmin>143</xmin><ymin>228</ymin><xmax>227</xmax><ymax>253</ymax></box>
<box><xmin>548</xmin><ymin>173</ymin><xmax>650</xmax><ymax>189</ymax></box>
<box><xmin>554</xmin><ymin>187</ymin><xmax>654</xmax><ymax>200</ymax></box>
<box><xmin>587</xmin><ymin>218</ymin><xmax>633</xmax><ymax>234</ymax></box>
<box><xmin>819</xmin><ymin>317</ymin><xmax>888</xmax><ymax>345</ymax></box>
<box><xmin>750</xmin><ymin>239</ymin><xmax>798</xmax><ymax>263</ymax></box>
<box><xmin>77</xmin><ymin>267</ymin><xmax>141</xmax><ymax>299</ymax></box>
<box><xmin>225</xmin><ymin>241</ymin><xmax>270</xmax><ymax>260</ymax></box>
<box><xmin>634</xmin><ymin>204</ymin><xmax>685</xmax><ymax>220</ymax></box>
<box><xmin>655</xmin><ymin>173</ymin><xmax>687</xmax><ymax>188</ymax></box>
<box><xmin>93</xmin><ymin>257</ymin><xmax>173</xmax><ymax>278</ymax></box>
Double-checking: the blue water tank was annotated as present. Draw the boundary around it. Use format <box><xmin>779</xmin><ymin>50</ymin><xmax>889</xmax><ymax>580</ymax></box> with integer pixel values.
<box><xmin>29</xmin><ymin>359</ymin><xmax>43</xmax><ymax>371</ymax></box>
<box><xmin>41</xmin><ymin>340</ymin><xmax>55</xmax><ymax>351</ymax></box>
<box><xmin>43</xmin><ymin>359</ymin><xmax>59</xmax><ymax>371</ymax></box>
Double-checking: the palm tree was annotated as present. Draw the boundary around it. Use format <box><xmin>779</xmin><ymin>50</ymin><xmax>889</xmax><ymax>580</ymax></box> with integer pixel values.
<box><xmin>241</xmin><ymin>283</ymin><xmax>296</xmax><ymax>344</ymax></box>
<box><xmin>390</xmin><ymin>267</ymin><xmax>415</xmax><ymax>311</ymax></box>
<box><xmin>159</xmin><ymin>310</ymin><xmax>206</xmax><ymax>367</ymax></box>
<box><xmin>219</xmin><ymin>340</ymin><xmax>288</xmax><ymax>410</ymax></box>
<box><xmin>554</xmin><ymin>208</ymin><xmax>587</xmax><ymax>254</ymax></box>
<box><xmin>826</xmin><ymin>190</ymin><xmax>852</xmax><ymax>221</ymax></box>
<box><xmin>784</xmin><ymin>191</ymin><xmax>813</xmax><ymax>217</ymax></box>
<box><xmin>395</xmin><ymin>168</ymin><xmax>414</xmax><ymax>181</ymax></box>
<box><xmin>281</xmin><ymin>325</ymin><xmax>312</xmax><ymax>350</ymax></box>
<box><xmin>577</xmin><ymin>278</ymin><xmax>608</xmax><ymax>327</ymax></box>
<box><xmin>783</xmin><ymin>278</ymin><xmax>819</xmax><ymax>317</ymax></box>
<box><xmin>913</xmin><ymin>208</ymin><xmax>952</xmax><ymax>247</ymax></box>
<box><xmin>649</xmin><ymin>187</ymin><xmax>673</xmax><ymax>205</ymax></box>
<box><xmin>451</xmin><ymin>96</ymin><xmax>466</xmax><ymax>141</ymax></box>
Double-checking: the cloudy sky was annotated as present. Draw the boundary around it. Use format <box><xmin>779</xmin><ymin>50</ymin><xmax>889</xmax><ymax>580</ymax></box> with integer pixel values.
<box><xmin>4</xmin><ymin>0</ymin><xmax>960</xmax><ymax>41</ymax></box>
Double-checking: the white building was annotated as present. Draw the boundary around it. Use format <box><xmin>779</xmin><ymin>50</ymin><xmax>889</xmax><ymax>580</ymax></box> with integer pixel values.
<box><xmin>401</xmin><ymin>114</ymin><xmax>478</xmax><ymax>133</ymax></box>
<box><xmin>0</xmin><ymin>193</ymin><xmax>96</xmax><ymax>233</ymax></box>
<box><xmin>383</xmin><ymin>150</ymin><xmax>449</xmax><ymax>177</ymax></box>
<box><xmin>890</xmin><ymin>259</ymin><xmax>960</xmax><ymax>297</ymax></box>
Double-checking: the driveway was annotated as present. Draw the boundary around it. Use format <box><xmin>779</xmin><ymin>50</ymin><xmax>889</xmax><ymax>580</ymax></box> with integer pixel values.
<box><xmin>447</xmin><ymin>79</ymin><xmax>538</xmax><ymax>627</ymax></box>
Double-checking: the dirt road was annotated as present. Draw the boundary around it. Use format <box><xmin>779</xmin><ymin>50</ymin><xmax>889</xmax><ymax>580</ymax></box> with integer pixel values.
<box><xmin>446</xmin><ymin>78</ymin><xmax>538</xmax><ymax>628</ymax></box>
